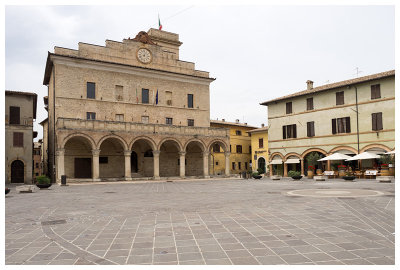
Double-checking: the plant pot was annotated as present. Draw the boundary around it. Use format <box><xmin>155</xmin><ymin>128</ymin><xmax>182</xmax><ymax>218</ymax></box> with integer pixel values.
<box><xmin>5</xmin><ymin>188</ymin><xmax>10</xmax><ymax>195</ymax></box>
<box><xmin>338</xmin><ymin>170</ymin><xmax>346</xmax><ymax>177</ymax></box>
<box><xmin>343</xmin><ymin>176</ymin><xmax>356</xmax><ymax>181</ymax></box>
<box><xmin>253</xmin><ymin>175</ymin><xmax>262</xmax><ymax>179</ymax></box>
<box><xmin>291</xmin><ymin>176</ymin><xmax>303</xmax><ymax>180</ymax></box>
<box><xmin>36</xmin><ymin>183</ymin><xmax>52</xmax><ymax>189</ymax></box>
<box><xmin>389</xmin><ymin>167</ymin><xmax>395</xmax><ymax>176</ymax></box>
<box><xmin>307</xmin><ymin>171</ymin><xmax>314</xmax><ymax>179</ymax></box>
<box><xmin>380</xmin><ymin>168</ymin><xmax>390</xmax><ymax>176</ymax></box>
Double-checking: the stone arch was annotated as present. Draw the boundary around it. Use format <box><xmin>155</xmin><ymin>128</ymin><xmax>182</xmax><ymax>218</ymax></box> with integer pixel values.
<box><xmin>184</xmin><ymin>139</ymin><xmax>206</xmax><ymax>152</ymax></box>
<box><xmin>361</xmin><ymin>144</ymin><xmax>391</xmax><ymax>153</ymax></box>
<box><xmin>97</xmin><ymin>134</ymin><xmax>128</xmax><ymax>150</ymax></box>
<box><xmin>158</xmin><ymin>137</ymin><xmax>183</xmax><ymax>152</ymax></box>
<box><xmin>61</xmin><ymin>132</ymin><xmax>96</xmax><ymax>149</ymax></box>
<box><xmin>207</xmin><ymin>139</ymin><xmax>228</xmax><ymax>152</ymax></box>
<box><xmin>8</xmin><ymin>158</ymin><xmax>26</xmax><ymax>183</ymax></box>
<box><xmin>129</xmin><ymin>136</ymin><xmax>157</xmax><ymax>151</ymax></box>
<box><xmin>284</xmin><ymin>152</ymin><xmax>302</xmax><ymax>161</ymax></box>
<box><xmin>328</xmin><ymin>146</ymin><xmax>357</xmax><ymax>155</ymax></box>
<box><xmin>269</xmin><ymin>152</ymin><xmax>284</xmax><ymax>162</ymax></box>
<box><xmin>301</xmin><ymin>148</ymin><xmax>328</xmax><ymax>159</ymax></box>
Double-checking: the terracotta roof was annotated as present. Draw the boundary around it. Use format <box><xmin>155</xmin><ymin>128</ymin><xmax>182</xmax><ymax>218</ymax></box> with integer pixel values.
<box><xmin>247</xmin><ymin>126</ymin><xmax>269</xmax><ymax>133</ymax></box>
<box><xmin>5</xmin><ymin>90</ymin><xmax>37</xmax><ymax>119</ymax></box>
<box><xmin>260</xmin><ymin>70</ymin><xmax>395</xmax><ymax>106</ymax></box>
<box><xmin>210</xmin><ymin>120</ymin><xmax>258</xmax><ymax>129</ymax></box>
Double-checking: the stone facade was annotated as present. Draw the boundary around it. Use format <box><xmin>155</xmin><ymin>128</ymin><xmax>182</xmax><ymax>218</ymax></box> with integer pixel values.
<box><xmin>5</xmin><ymin>90</ymin><xmax>37</xmax><ymax>184</ymax></box>
<box><xmin>210</xmin><ymin>120</ymin><xmax>256</xmax><ymax>175</ymax></box>
<box><xmin>43</xmin><ymin>29</ymin><xmax>230</xmax><ymax>182</ymax></box>
<box><xmin>261</xmin><ymin>70</ymin><xmax>395</xmax><ymax>176</ymax></box>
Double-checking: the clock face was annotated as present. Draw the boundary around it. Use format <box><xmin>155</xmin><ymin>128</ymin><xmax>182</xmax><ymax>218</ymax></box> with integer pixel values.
<box><xmin>137</xmin><ymin>48</ymin><xmax>152</xmax><ymax>64</ymax></box>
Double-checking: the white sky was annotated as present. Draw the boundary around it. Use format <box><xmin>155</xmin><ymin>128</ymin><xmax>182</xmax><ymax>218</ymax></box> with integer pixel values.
<box><xmin>4</xmin><ymin>4</ymin><xmax>395</xmax><ymax>141</ymax></box>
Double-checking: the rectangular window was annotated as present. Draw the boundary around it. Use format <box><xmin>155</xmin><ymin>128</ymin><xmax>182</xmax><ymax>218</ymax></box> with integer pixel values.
<box><xmin>336</xmin><ymin>91</ymin><xmax>344</xmax><ymax>105</ymax></box>
<box><xmin>141</xmin><ymin>116</ymin><xmax>149</xmax><ymax>124</ymax></box>
<box><xmin>213</xmin><ymin>144</ymin><xmax>220</xmax><ymax>153</ymax></box>
<box><xmin>232</xmin><ymin>162</ymin><xmax>235</xmax><ymax>170</ymax></box>
<box><xmin>188</xmin><ymin>119</ymin><xmax>194</xmax><ymax>126</ymax></box>
<box><xmin>86</xmin><ymin>112</ymin><xmax>96</xmax><ymax>120</ymax></box>
<box><xmin>142</xmin><ymin>89</ymin><xmax>149</xmax><ymax>104</ymax></box>
<box><xmin>230</xmin><ymin>145</ymin><xmax>232</xmax><ymax>152</ymax></box>
<box><xmin>235</xmin><ymin>130</ymin><xmax>242</xmax><ymax>136</ymax></box>
<box><xmin>99</xmin><ymin>157</ymin><xmax>108</xmax><ymax>163</ymax></box>
<box><xmin>236</xmin><ymin>145</ymin><xmax>242</xmax><ymax>153</ymax></box>
<box><xmin>286</xmin><ymin>102</ymin><xmax>292</xmax><ymax>114</ymax></box>
<box><xmin>259</xmin><ymin>138</ymin><xmax>263</xmax><ymax>148</ymax></box>
<box><xmin>165</xmin><ymin>91</ymin><xmax>172</xmax><ymax>106</ymax></box>
<box><xmin>306</xmin><ymin>98</ymin><xmax>314</xmax><ymax>110</ymax></box>
<box><xmin>36</xmin><ymin>163</ymin><xmax>39</xmax><ymax>168</ymax></box>
<box><xmin>238</xmin><ymin>162</ymin><xmax>241</xmax><ymax>170</ymax></box>
<box><xmin>166</xmin><ymin>117</ymin><xmax>173</xmax><ymax>125</ymax></box>
<box><xmin>332</xmin><ymin>117</ymin><xmax>351</xmax><ymax>134</ymax></box>
<box><xmin>282</xmin><ymin>124</ymin><xmax>297</xmax><ymax>139</ymax></box>
<box><xmin>9</xmin><ymin>106</ymin><xmax>20</xmax><ymax>125</ymax></box>
<box><xmin>13</xmin><ymin>132</ymin><xmax>23</xmax><ymax>147</ymax></box>
<box><xmin>115</xmin><ymin>85</ymin><xmax>123</xmax><ymax>101</ymax></box>
<box><xmin>216</xmin><ymin>161</ymin><xmax>219</xmax><ymax>166</ymax></box>
<box><xmin>372</xmin><ymin>112</ymin><xmax>383</xmax><ymax>131</ymax></box>
<box><xmin>115</xmin><ymin>114</ymin><xmax>124</xmax><ymax>122</ymax></box>
<box><xmin>371</xmin><ymin>84</ymin><xmax>381</xmax><ymax>100</ymax></box>
<box><xmin>307</xmin><ymin>121</ymin><xmax>315</xmax><ymax>137</ymax></box>
<box><xmin>87</xmin><ymin>82</ymin><xmax>96</xmax><ymax>99</ymax></box>
<box><xmin>188</xmin><ymin>94</ymin><xmax>194</xmax><ymax>108</ymax></box>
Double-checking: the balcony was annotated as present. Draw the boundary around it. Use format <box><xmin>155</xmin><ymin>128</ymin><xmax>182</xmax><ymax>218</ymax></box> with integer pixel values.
<box><xmin>56</xmin><ymin>118</ymin><xmax>229</xmax><ymax>138</ymax></box>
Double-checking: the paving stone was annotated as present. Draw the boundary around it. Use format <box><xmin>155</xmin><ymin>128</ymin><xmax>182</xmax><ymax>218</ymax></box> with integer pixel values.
<box><xmin>256</xmin><ymin>255</ymin><xmax>287</xmax><ymax>264</ymax></box>
<box><xmin>204</xmin><ymin>258</ymin><xmax>232</xmax><ymax>265</ymax></box>
<box><xmin>126</xmin><ymin>255</ymin><xmax>152</xmax><ymax>264</ymax></box>
<box><xmin>271</xmin><ymin>246</ymin><xmax>299</xmax><ymax>255</ymax></box>
<box><xmin>280</xmin><ymin>254</ymin><xmax>312</xmax><ymax>264</ymax></box>
<box><xmin>178</xmin><ymin>252</ymin><xmax>203</xmax><ymax>261</ymax></box>
<box><xmin>179</xmin><ymin>260</ymin><xmax>205</xmax><ymax>265</ymax></box>
<box><xmin>303</xmin><ymin>252</ymin><xmax>336</xmax><ymax>262</ymax></box>
<box><xmin>201</xmin><ymin>251</ymin><xmax>228</xmax><ymax>260</ymax></box>
<box><xmin>176</xmin><ymin>245</ymin><xmax>200</xmax><ymax>253</ymax></box>
<box><xmin>336</xmin><ymin>242</ymin><xmax>365</xmax><ymax>251</ymax></box>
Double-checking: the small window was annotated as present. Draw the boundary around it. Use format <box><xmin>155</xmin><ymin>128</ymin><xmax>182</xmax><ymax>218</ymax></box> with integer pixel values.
<box><xmin>306</xmin><ymin>98</ymin><xmax>314</xmax><ymax>110</ymax></box>
<box><xmin>141</xmin><ymin>116</ymin><xmax>149</xmax><ymax>124</ymax></box>
<box><xmin>372</xmin><ymin>112</ymin><xmax>383</xmax><ymax>131</ymax></box>
<box><xmin>188</xmin><ymin>94</ymin><xmax>194</xmax><ymax>108</ymax></box>
<box><xmin>232</xmin><ymin>162</ymin><xmax>235</xmax><ymax>170</ymax></box>
<box><xmin>307</xmin><ymin>121</ymin><xmax>315</xmax><ymax>137</ymax></box>
<box><xmin>9</xmin><ymin>106</ymin><xmax>20</xmax><ymax>125</ymax></box>
<box><xmin>230</xmin><ymin>145</ymin><xmax>232</xmax><ymax>152</ymax></box>
<box><xmin>213</xmin><ymin>144</ymin><xmax>221</xmax><ymax>153</ymax></box>
<box><xmin>86</xmin><ymin>112</ymin><xmax>96</xmax><ymax>120</ymax></box>
<box><xmin>236</xmin><ymin>145</ymin><xmax>242</xmax><ymax>153</ymax></box>
<box><xmin>166</xmin><ymin>117</ymin><xmax>173</xmax><ymax>125</ymax></box>
<box><xmin>336</xmin><ymin>91</ymin><xmax>344</xmax><ymax>105</ymax></box>
<box><xmin>115</xmin><ymin>85</ymin><xmax>123</xmax><ymax>101</ymax></box>
<box><xmin>259</xmin><ymin>138</ymin><xmax>263</xmax><ymax>148</ymax></box>
<box><xmin>332</xmin><ymin>117</ymin><xmax>351</xmax><ymax>134</ymax></box>
<box><xmin>371</xmin><ymin>84</ymin><xmax>381</xmax><ymax>100</ymax></box>
<box><xmin>142</xmin><ymin>89</ymin><xmax>149</xmax><ymax>104</ymax></box>
<box><xmin>188</xmin><ymin>119</ymin><xmax>194</xmax><ymax>126</ymax></box>
<box><xmin>216</xmin><ymin>161</ymin><xmax>219</xmax><ymax>166</ymax></box>
<box><xmin>286</xmin><ymin>102</ymin><xmax>292</xmax><ymax>114</ymax></box>
<box><xmin>87</xmin><ymin>82</ymin><xmax>96</xmax><ymax>99</ymax></box>
<box><xmin>235</xmin><ymin>130</ymin><xmax>242</xmax><ymax>136</ymax></box>
<box><xmin>13</xmin><ymin>132</ymin><xmax>23</xmax><ymax>147</ymax></box>
<box><xmin>282</xmin><ymin>124</ymin><xmax>297</xmax><ymax>139</ymax></box>
<box><xmin>115</xmin><ymin>114</ymin><xmax>124</xmax><ymax>122</ymax></box>
<box><xmin>99</xmin><ymin>157</ymin><xmax>108</xmax><ymax>163</ymax></box>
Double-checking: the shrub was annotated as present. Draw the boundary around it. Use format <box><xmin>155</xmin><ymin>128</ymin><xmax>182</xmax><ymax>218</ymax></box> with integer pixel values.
<box><xmin>252</xmin><ymin>172</ymin><xmax>259</xmax><ymax>178</ymax></box>
<box><xmin>379</xmin><ymin>155</ymin><xmax>393</xmax><ymax>165</ymax></box>
<box><xmin>288</xmin><ymin>170</ymin><xmax>301</xmax><ymax>177</ymax></box>
<box><xmin>36</xmin><ymin>175</ymin><xmax>50</xmax><ymax>184</ymax></box>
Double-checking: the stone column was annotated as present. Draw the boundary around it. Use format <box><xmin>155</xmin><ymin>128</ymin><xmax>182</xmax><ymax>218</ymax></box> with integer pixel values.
<box><xmin>269</xmin><ymin>164</ymin><xmax>273</xmax><ymax>176</ymax></box>
<box><xmin>153</xmin><ymin>150</ymin><xmax>160</xmax><ymax>179</ymax></box>
<box><xmin>179</xmin><ymin>151</ymin><xmax>186</xmax><ymax>179</ymax></box>
<box><xmin>92</xmin><ymin>149</ymin><xmax>101</xmax><ymax>182</ymax></box>
<box><xmin>300</xmin><ymin>159</ymin><xmax>305</xmax><ymax>176</ymax></box>
<box><xmin>283</xmin><ymin>161</ymin><xmax>288</xmax><ymax>177</ymax></box>
<box><xmin>203</xmin><ymin>151</ymin><xmax>210</xmax><ymax>178</ymax></box>
<box><xmin>124</xmin><ymin>150</ymin><xmax>132</xmax><ymax>181</ymax></box>
<box><xmin>56</xmin><ymin>148</ymin><xmax>65</xmax><ymax>183</ymax></box>
<box><xmin>224</xmin><ymin>152</ymin><xmax>231</xmax><ymax>176</ymax></box>
<box><xmin>327</xmin><ymin>160</ymin><xmax>331</xmax><ymax>171</ymax></box>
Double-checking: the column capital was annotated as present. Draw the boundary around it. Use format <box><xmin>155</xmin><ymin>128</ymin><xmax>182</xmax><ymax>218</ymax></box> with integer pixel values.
<box><xmin>124</xmin><ymin>150</ymin><xmax>132</xmax><ymax>156</ymax></box>
<box><xmin>202</xmin><ymin>151</ymin><xmax>210</xmax><ymax>156</ymax></box>
<box><xmin>92</xmin><ymin>149</ymin><xmax>101</xmax><ymax>156</ymax></box>
<box><xmin>179</xmin><ymin>151</ymin><xmax>186</xmax><ymax>156</ymax></box>
<box><xmin>153</xmin><ymin>150</ymin><xmax>161</xmax><ymax>156</ymax></box>
<box><xmin>224</xmin><ymin>151</ymin><xmax>231</xmax><ymax>157</ymax></box>
<box><xmin>56</xmin><ymin>148</ymin><xmax>65</xmax><ymax>155</ymax></box>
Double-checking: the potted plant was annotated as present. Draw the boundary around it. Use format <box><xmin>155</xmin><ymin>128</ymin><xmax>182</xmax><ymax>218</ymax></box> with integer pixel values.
<box><xmin>36</xmin><ymin>175</ymin><xmax>52</xmax><ymax>189</ymax></box>
<box><xmin>307</xmin><ymin>166</ymin><xmax>315</xmax><ymax>179</ymax></box>
<box><xmin>288</xmin><ymin>170</ymin><xmax>302</xmax><ymax>180</ymax></box>
<box><xmin>338</xmin><ymin>165</ymin><xmax>347</xmax><ymax>177</ymax></box>
<box><xmin>306</xmin><ymin>152</ymin><xmax>320</xmax><ymax>178</ymax></box>
<box><xmin>379</xmin><ymin>155</ymin><xmax>393</xmax><ymax>176</ymax></box>
<box><xmin>343</xmin><ymin>171</ymin><xmax>356</xmax><ymax>181</ymax></box>
<box><xmin>252</xmin><ymin>172</ymin><xmax>262</xmax><ymax>179</ymax></box>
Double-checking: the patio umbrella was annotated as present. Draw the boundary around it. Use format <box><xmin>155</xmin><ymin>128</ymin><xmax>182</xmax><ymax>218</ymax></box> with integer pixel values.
<box><xmin>383</xmin><ymin>150</ymin><xmax>395</xmax><ymax>155</ymax></box>
<box><xmin>346</xmin><ymin>152</ymin><xmax>381</xmax><ymax>161</ymax></box>
<box><xmin>318</xmin><ymin>153</ymin><xmax>352</xmax><ymax>161</ymax></box>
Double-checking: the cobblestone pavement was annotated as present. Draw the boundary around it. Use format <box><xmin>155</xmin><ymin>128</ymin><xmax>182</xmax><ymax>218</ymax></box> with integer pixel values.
<box><xmin>5</xmin><ymin>177</ymin><xmax>395</xmax><ymax>265</ymax></box>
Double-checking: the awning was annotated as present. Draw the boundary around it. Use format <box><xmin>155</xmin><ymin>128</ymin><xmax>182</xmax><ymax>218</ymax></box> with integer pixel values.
<box><xmin>318</xmin><ymin>153</ymin><xmax>352</xmax><ymax>161</ymax></box>
<box><xmin>346</xmin><ymin>152</ymin><xmax>381</xmax><ymax>161</ymax></box>
<box><xmin>285</xmin><ymin>159</ymin><xmax>300</xmax><ymax>164</ymax></box>
<box><xmin>270</xmin><ymin>159</ymin><xmax>283</xmax><ymax>165</ymax></box>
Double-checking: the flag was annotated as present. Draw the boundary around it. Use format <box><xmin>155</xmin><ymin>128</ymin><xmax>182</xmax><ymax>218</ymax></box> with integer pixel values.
<box><xmin>158</xmin><ymin>14</ymin><xmax>162</xmax><ymax>30</ymax></box>
<box><xmin>136</xmin><ymin>87</ymin><xmax>138</xmax><ymax>103</ymax></box>
<box><xmin>155</xmin><ymin>89</ymin><xmax>159</xmax><ymax>105</ymax></box>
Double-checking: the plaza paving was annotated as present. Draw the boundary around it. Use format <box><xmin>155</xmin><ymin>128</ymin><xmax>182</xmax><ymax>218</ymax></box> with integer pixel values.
<box><xmin>5</xmin><ymin>177</ymin><xmax>395</xmax><ymax>265</ymax></box>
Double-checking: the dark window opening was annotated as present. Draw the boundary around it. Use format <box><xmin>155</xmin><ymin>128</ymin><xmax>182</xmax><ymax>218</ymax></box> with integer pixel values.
<box><xmin>259</xmin><ymin>138</ymin><xmax>263</xmax><ymax>148</ymax></box>
<box><xmin>87</xmin><ymin>82</ymin><xmax>96</xmax><ymax>99</ymax></box>
<box><xmin>283</xmin><ymin>124</ymin><xmax>297</xmax><ymax>139</ymax></box>
<box><xmin>188</xmin><ymin>119</ymin><xmax>194</xmax><ymax>126</ymax></box>
<box><xmin>336</xmin><ymin>91</ymin><xmax>344</xmax><ymax>105</ymax></box>
<box><xmin>166</xmin><ymin>117</ymin><xmax>173</xmax><ymax>125</ymax></box>
<box><xmin>371</xmin><ymin>84</ymin><xmax>381</xmax><ymax>100</ymax></box>
<box><xmin>99</xmin><ymin>157</ymin><xmax>108</xmax><ymax>163</ymax></box>
<box><xmin>213</xmin><ymin>144</ymin><xmax>221</xmax><ymax>153</ymax></box>
<box><xmin>306</xmin><ymin>98</ymin><xmax>314</xmax><ymax>110</ymax></box>
<box><xmin>332</xmin><ymin>117</ymin><xmax>351</xmax><ymax>134</ymax></box>
<box><xmin>236</xmin><ymin>145</ymin><xmax>242</xmax><ymax>153</ymax></box>
<box><xmin>142</xmin><ymin>89</ymin><xmax>149</xmax><ymax>104</ymax></box>
<box><xmin>9</xmin><ymin>106</ymin><xmax>20</xmax><ymax>125</ymax></box>
<box><xmin>235</xmin><ymin>130</ymin><xmax>242</xmax><ymax>136</ymax></box>
<box><xmin>13</xmin><ymin>132</ymin><xmax>23</xmax><ymax>147</ymax></box>
<box><xmin>372</xmin><ymin>112</ymin><xmax>383</xmax><ymax>131</ymax></box>
<box><xmin>307</xmin><ymin>121</ymin><xmax>315</xmax><ymax>137</ymax></box>
<box><xmin>86</xmin><ymin>112</ymin><xmax>96</xmax><ymax>120</ymax></box>
<box><xmin>188</xmin><ymin>94</ymin><xmax>194</xmax><ymax>108</ymax></box>
<box><xmin>286</xmin><ymin>102</ymin><xmax>292</xmax><ymax>114</ymax></box>
<box><xmin>232</xmin><ymin>162</ymin><xmax>235</xmax><ymax>170</ymax></box>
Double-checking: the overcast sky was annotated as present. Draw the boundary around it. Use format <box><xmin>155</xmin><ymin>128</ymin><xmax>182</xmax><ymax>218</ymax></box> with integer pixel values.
<box><xmin>5</xmin><ymin>5</ymin><xmax>395</xmax><ymax>141</ymax></box>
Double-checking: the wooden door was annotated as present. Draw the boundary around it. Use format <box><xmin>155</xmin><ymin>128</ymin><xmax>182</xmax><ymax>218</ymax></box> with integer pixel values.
<box><xmin>11</xmin><ymin>160</ymin><xmax>24</xmax><ymax>183</ymax></box>
<box><xmin>74</xmin><ymin>158</ymin><xmax>92</xmax><ymax>178</ymax></box>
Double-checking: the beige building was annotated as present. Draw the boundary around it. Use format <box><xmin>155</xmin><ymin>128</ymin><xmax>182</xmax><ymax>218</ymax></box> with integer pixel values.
<box><xmin>210</xmin><ymin>119</ymin><xmax>256</xmax><ymax>175</ymax></box>
<box><xmin>5</xmin><ymin>90</ymin><xmax>37</xmax><ymax>184</ymax></box>
<box><xmin>43</xmin><ymin>29</ymin><xmax>230</xmax><ymax>183</ymax></box>
<box><xmin>261</xmin><ymin>70</ymin><xmax>395</xmax><ymax>176</ymax></box>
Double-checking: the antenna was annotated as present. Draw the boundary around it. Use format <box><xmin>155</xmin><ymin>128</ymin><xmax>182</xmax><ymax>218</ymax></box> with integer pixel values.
<box><xmin>354</xmin><ymin>67</ymin><xmax>363</xmax><ymax>77</ymax></box>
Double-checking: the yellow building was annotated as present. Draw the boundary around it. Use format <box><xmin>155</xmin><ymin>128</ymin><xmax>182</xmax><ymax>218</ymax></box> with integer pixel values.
<box><xmin>247</xmin><ymin>124</ymin><xmax>269</xmax><ymax>174</ymax></box>
<box><xmin>210</xmin><ymin>119</ymin><xmax>257</xmax><ymax>175</ymax></box>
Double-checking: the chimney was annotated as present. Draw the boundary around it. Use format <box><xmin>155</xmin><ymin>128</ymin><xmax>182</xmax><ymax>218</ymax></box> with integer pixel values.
<box><xmin>235</xmin><ymin>119</ymin><xmax>240</xmax><ymax>123</ymax></box>
<box><xmin>261</xmin><ymin>123</ymin><xmax>265</xmax><ymax>128</ymax></box>
<box><xmin>306</xmin><ymin>80</ymin><xmax>314</xmax><ymax>90</ymax></box>
<box><xmin>222</xmin><ymin>119</ymin><xmax>225</xmax><ymax>122</ymax></box>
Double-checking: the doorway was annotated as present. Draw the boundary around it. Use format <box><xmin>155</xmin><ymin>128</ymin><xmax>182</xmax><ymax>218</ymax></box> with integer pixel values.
<box><xmin>11</xmin><ymin>160</ymin><xmax>24</xmax><ymax>183</ymax></box>
<box><xmin>131</xmin><ymin>151</ymin><xmax>138</xmax><ymax>173</ymax></box>
<box><xmin>74</xmin><ymin>158</ymin><xmax>92</xmax><ymax>178</ymax></box>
